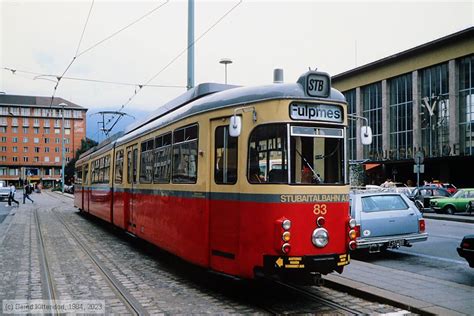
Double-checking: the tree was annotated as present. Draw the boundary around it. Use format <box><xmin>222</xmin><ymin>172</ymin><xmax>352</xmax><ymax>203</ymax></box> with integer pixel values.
<box><xmin>65</xmin><ymin>138</ymin><xmax>98</xmax><ymax>184</ymax></box>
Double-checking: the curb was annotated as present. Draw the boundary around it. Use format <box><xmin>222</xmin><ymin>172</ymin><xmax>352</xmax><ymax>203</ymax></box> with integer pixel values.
<box><xmin>323</xmin><ymin>274</ymin><xmax>464</xmax><ymax>316</ymax></box>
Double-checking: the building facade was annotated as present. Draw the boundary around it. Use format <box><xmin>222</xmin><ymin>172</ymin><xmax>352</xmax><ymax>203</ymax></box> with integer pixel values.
<box><xmin>333</xmin><ymin>27</ymin><xmax>474</xmax><ymax>187</ymax></box>
<box><xmin>0</xmin><ymin>95</ymin><xmax>87</xmax><ymax>187</ymax></box>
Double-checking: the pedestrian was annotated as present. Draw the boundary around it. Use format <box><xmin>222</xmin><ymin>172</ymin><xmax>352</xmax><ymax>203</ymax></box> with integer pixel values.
<box><xmin>381</xmin><ymin>178</ymin><xmax>394</xmax><ymax>188</ymax></box>
<box><xmin>23</xmin><ymin>182</ymin><xmax>34</xmax><ymax>204</ymax></box>
<box><xmin>8</xmin><ymin>184</ymin><xmax>20</xmax><ymax>207</ymax></box>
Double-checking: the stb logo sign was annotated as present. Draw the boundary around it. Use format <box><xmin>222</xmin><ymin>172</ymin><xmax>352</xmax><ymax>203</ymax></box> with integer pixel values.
<box><xmin>305</xmin><ymin>72</ymin><xmax>330</xmax><ymax>98</ymax></box>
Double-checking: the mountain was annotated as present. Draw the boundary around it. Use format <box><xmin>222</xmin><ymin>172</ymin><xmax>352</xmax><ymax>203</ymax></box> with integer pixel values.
<box><xmin>86</xmin><ymin>108</ymin><xmax>151</xmax><ymax>142</ymax></box>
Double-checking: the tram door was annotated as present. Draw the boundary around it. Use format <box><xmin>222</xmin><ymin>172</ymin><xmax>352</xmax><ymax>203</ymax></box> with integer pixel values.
<box><xmin>126</xmin><ymin>144</ymin><xmax>138</xmax><ymax>234</ymax></box>
<box><xmin>84</xmin><ymin>164</ymin><xmax>90</xmax><ymax>213</ymax></box>
<box><xmin>209</xmin><ymin>119</ymin><xmax>240</xmax><ymax>273</ymax></box>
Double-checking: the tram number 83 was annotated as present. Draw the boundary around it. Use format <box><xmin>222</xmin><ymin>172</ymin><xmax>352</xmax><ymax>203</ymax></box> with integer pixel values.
<box><xmin>313</xmin><ymin>203</ymin><xmax>327</xmax><ymax>215</ymax></box>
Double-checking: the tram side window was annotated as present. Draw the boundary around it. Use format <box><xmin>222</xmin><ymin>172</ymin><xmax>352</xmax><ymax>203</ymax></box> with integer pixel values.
<box><xmin>215</xmin><ymin>126</ymin><xmax>237</xmax><ymax>184</ymax></box>
<box><xmin>75</xmin><ymin>167</ymin><xmax>83</xmax><ymax>185</ymax></box>
<box><xmin>115</xmin><ymin>150</ymin><xmax>124</xmax><ymax>184</ymax></box>
<box><xmin>84</xmin><ymin>165</ymin><xmax>89</xmax><ymax>185</ymax></box>
<box><xmin>140</xmin><ymin>138</ymin><xmax>154</xmax><ymax>183</ymax></box>
<box><xmin>98</xmin><ymin>157</ymin><xmax>104</xmax><ymax>183</ymax></box>
<box><xmin>127</xmin><ymin>150</ymin><xmax>132</xmax><ymax>184</ymax></box>
<box><xmin>127</xmin><ymin>146</ymin><xmax>138</xmax><ymax>184</ymax></box>
<box><xmin>248</xmin><ymin>124</ymin><xmax>287</xmax><ymax>184</ymax></box>
<box><xmin>91</xmin><ymin>160</ymin><xmax>98</xmax><ymax>183</ymax></box>
<box><xmin>153</xmin><ymin>133</ymin><xmax>172</xmax><ymax>183</ymax></box>
<box><xmin>91</xmin><ymin>156</ymin><xmax>111</xmax><ymax>184</ymax></box>
<box><xmin>103</xmin><ymin>155</ymin><xmax>110</xmax><ymax>183</ymax></box>
<box><xmin>172</xmin><ymin>124</ymin><xmax>198</xmax><ymax>183</ymax></box>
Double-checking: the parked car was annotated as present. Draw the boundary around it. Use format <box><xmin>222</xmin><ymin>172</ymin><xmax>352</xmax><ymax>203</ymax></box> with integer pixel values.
<box><xmin>425</xmin><ymin>182</ymin><xmax>458</xmax><ymax>195</ymax></box>
<box><xmin>350</xmin><ymin>192</ymin><xmax>428</xmax><ymax>253</ymax></box>
<box><xmin>457</xmin><ymin>235</ymin><xmax>474</xmax><ymax>267</ymax></box>
<box><xmin>430</xmin><ymin>188</ymin><xmax>474</xmax><ymax>214</ymax></box>
<box><xmin>442</xmin><ymin>183</ymin><xmax>458</xmax><ymax>195</ymax></box>
<box><xmin>408</xmin><ymin>186</ymin><xmax>451</xmax><ymax>210</ymax></box>
<box><xmin>0</xmin><ymin>181</ymin><xmax>10</xmax><ymax>201</ymax></box>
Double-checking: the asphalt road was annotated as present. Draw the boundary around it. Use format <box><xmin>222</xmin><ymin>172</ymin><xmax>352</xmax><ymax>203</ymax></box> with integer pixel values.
<box><xmin>352</xmin><ymin>218</ymin><xmax>474</xmax><ymax>286</ymax></box>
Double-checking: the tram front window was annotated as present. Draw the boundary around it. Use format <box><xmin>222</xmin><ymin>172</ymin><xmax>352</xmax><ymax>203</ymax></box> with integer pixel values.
<box><xmin>289</xmin><ymin>126</ymin><xmax>344</xmax><ymax>185</ymax></box>
<box><xmin>248</xmin><ymin>124</ymin><xmax>287</xmax><ymax>183</ymax></box>
<box><xmin>247</xmin><ymin>124</ymin><xmax>344</xmax><ymax>184</ymax></box>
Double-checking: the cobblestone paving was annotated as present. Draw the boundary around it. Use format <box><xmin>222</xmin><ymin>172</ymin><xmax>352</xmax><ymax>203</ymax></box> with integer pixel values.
<box><xmin>0</xmin><ymin>192</ymin><xmax>413</xmax><ymax>314</ymax></box>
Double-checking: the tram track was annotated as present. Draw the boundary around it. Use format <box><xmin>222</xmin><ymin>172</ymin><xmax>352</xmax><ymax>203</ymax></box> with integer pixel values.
<box><xmin>33</xmin><ymin>207</ymin><xmax>59</xmax><ymax>316</ymax></box>
<box><xmin>49</xmin><ymin>205</ymin><xmax>149</xmax><ymax>316</ymax></box>
<box><xmin>43</xmin><ymin>192</ymin><xmax>148</xmax><ymax>315</ymax></box>
<box><xmin>264</xmin><ymin>279</ymin><xmax>363</xmax><ymax>315</ymax></box>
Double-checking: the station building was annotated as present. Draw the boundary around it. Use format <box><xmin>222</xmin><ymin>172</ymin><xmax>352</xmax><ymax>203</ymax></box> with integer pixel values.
<box><xmin>332</xmin><ymin>27</ymin><xmax>474</xmax><ymax>187</ymax></box>
<box><xmin>0</xmin><ymin>95</ymin><xmax>87</xmax><ymax>187</ymax></box>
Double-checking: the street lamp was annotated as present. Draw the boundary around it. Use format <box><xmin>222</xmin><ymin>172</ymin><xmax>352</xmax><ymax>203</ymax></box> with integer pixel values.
<box><xmin>219</xmin><ymin>58</ymin><xmax>233</xmax><ymax>84</ymax></box>
<box><xmin>58</xmin><ymin>102</ymin><xmax>67</xmax><ymax>194</ymax></box>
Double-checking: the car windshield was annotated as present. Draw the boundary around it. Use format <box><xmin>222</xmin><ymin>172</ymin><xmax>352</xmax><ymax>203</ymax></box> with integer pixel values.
<box><xmin>453</xmin><ymin>190</ymin><xmax>466</xmax><ymax>198</ymax></box>
<box><xmin>361</xmin><ymin>195</ymin><xmax>409</xmax><ymax>212</ymax></box>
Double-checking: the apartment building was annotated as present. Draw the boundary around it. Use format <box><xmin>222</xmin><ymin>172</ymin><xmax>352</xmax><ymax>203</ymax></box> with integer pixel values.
<box><xmin>0</xmin><ymin>95</ymin><xmax>87</xmax><ymax>187</ymax></box>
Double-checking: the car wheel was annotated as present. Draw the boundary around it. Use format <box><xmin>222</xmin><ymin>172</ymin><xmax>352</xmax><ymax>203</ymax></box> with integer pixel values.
<box><xmin>444</xmin><ymin>206</ymin><xmax>455</xmax><ymax>215</ymax></box>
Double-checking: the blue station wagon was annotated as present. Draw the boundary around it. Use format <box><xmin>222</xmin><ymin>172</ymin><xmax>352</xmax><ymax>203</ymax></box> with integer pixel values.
<box><xmin>350</xmin><ymin>192</ymin><xmax>428</xmax><ymax>253</ymax></box>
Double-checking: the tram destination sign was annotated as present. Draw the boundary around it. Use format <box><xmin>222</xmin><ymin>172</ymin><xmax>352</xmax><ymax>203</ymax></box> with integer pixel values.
<box><xmin>289</xmin><ymin>102</ymin><xmax>343</xmax><ymax>123</ymax></box>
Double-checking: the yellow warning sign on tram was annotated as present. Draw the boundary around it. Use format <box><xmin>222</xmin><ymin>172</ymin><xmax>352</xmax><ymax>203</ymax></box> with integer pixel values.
<box><xmin>275</xmin><ymin>257</ymin><xmax>305</xmax><ymax>269</ymax></box>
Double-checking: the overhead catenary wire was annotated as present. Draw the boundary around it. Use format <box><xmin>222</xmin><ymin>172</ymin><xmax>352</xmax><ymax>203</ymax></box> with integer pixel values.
<box><xmin>48</xmin><ymin>0</ymin><xmax>170</xmax><ymax>108</ymax></box>
<box><xmin>75</xmin><ymin>0</ymin><xmax>95</xmax><ymax>57</ymax></box>
<box><xmin>47</xmin><ymin>0</ymin><xmax>95</xmax><ymax>108</ymax></box>
<box><xmin>105</xmin><ymin>0</ymin><xmax>243</xmax><ymax>132</ymax></box>
<box><xmin>76</xmin><ymin>0</ymin><xmax>170</xmax><ymax>58</ymax></box>
<box><xmin>2</xmin><ymin>68</ymin><xmax>185</xmax><ymax>88</ymax></box>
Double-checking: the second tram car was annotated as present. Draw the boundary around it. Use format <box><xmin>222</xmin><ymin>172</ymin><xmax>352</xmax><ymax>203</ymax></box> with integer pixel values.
<box><xmin>74</xmin><ymin>70</ymin><xmax>364</xmax><ymax>282</ymax></box>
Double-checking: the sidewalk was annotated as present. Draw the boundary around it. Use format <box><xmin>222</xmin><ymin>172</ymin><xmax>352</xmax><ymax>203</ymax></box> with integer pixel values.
<box><xmin>325</xmin><ymin>259</ymin><xmax>473</xmax><ymax>315</ymax></box>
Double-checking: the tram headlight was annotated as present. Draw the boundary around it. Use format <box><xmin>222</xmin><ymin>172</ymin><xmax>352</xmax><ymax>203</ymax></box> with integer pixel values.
<box><xmin>282</xmin><ymin>219</ymin><xmax>291</xmax><ymax>230</ymax></box>
<box><xmin>349</xmin><ymin>218</ymin><xmax>357</xmax><ymax>228</ymax></box>
<box><xmin>312</xmin><ymin>228</ymin><xmax>329</xmax><ymax>248</ymax></box>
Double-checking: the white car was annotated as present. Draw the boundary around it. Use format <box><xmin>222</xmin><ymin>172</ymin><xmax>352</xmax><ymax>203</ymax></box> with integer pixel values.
<box><xmin>0</xmin><ymin>181</ymin><xmax>10</xmax><ymax>201</ymax></box>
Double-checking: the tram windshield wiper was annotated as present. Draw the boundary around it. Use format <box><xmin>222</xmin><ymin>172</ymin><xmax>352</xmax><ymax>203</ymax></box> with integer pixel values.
<box><xmin>295</xmin><ymin>148</ymin><xmax>322</xmax><ymax>183</ymax></box>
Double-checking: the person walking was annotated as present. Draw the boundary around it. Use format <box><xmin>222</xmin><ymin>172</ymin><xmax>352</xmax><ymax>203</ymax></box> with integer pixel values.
<box><xmin>8</xmin><ymin>184</ymin><xmax>20</xmax><ymax>207</ymax></box>
<box><xmin>23</xmin><ymin>182</ymin><xmax>34</xmax><ymax>204</ymax></box>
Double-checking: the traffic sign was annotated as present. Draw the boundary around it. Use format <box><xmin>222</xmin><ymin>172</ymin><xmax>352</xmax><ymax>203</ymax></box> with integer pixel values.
<box><xmin>414</xmin><ymin>164</ymin><xmax>425</xmax><ymax>173</ymax></box>
<box><xmin>415</xmin><ymin>151</ymin><xmax>424</xmax><ymax>165</ymax></box>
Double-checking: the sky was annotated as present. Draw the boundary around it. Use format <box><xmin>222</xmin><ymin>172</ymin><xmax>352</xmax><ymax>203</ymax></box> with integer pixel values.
<box><xmin>1</xmin><ymin>0</ymin><xmax>473</xmax><ymax>136</ymax></box>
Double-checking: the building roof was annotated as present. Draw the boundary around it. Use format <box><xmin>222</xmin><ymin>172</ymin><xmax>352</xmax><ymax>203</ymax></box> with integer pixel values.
<box><xmin>0</xmin><ymin>94</ymin><xmax>87</xmax><ymax>110</ymax></box>
<box><xmin>333</xmin><ymin>26</ymin><xmax>474</xmax><ymax>82</ymax></box>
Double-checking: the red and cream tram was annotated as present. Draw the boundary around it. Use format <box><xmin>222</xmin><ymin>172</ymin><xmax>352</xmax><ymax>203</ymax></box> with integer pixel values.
<box><xmin>74</xmin><ymin>70</ymin><xmax>361</xmax><ymax>282</ymax></box>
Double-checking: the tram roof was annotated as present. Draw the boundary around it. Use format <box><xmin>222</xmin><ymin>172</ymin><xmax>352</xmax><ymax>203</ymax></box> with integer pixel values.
<box><xmin>84</xmin><ymin>78</ymin><xmax>346</xmax><ymax>158</ymax></box>
<box><xmin>116</xmin><ymin>81</ymin><xmax>345</xmax><ymax>146</ymax></box>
